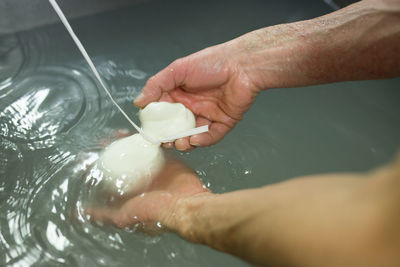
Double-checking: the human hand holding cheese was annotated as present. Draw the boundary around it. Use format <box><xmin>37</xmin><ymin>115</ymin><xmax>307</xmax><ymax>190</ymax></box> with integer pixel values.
<box><xmin>133</xmin><ymin>43</ymin><xmax>262</xmax><ymax>151</ymax></box>
<box><xmin>97</xmin><ymin>102</ymin><xmax>202</xmax><ymax>197</ymax></box>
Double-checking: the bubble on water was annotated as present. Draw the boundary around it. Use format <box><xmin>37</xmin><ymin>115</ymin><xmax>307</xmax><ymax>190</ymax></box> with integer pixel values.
<box><xmin>168</xmin><ymin>251</ymin><xmax>177</xmax><ymax>259</ymax></box>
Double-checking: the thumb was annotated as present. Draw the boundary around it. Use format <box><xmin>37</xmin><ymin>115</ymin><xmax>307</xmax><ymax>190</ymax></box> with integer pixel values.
<box><xmin>134</xmin><ymin>59</ymin><xmax>188</xmax><ymax>108</ymax></box>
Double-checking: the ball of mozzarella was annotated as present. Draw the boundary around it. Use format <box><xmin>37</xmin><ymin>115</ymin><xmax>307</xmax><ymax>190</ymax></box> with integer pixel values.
<box><xmin>97</xmin><ymin>133</ymin><xmax>164</xmax><ymax>196</ymax></box>
<box><xmin>139</xmin><ymin>102</ymin><xmax>195</xmax><ymax>142</ymax></box>
<box><xmin>96</xmin><ymin>101</ymin><xmax>196</xmax><ymax>196</ymax></box>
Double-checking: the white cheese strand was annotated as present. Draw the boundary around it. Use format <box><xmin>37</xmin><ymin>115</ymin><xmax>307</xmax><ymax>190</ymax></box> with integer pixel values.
<box><xmin>48</xmin><ymin>0</ymin><xmax>157</xmax><ymax>144</ymax></box>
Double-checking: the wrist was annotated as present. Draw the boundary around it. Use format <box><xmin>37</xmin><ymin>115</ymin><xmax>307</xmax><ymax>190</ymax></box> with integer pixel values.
<box><xmin>172</xmin><ymin>192</ymin><xmax>215</xmax><ymax>243</ymax></box>
<box><xmin>233</xmin><ymin>22</ymin><xmax>319</xmax><ymax>90</ymax></box>
<box><xmin>172</xmin><ymin>188</ymin><xmax>266</xmax><ymax>253</ymax></box>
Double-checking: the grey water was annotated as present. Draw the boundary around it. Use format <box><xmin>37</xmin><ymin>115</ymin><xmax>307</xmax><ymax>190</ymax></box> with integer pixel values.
<box><xmin>0</xmin><ymin>0</ymin><xmax>399</xmax><ymax>266</ymax></box>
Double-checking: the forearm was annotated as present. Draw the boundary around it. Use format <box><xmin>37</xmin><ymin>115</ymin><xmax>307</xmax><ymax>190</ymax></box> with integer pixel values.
<box><xmin>173</xmin><ymin>183</ymin><xmax>363</xmax><ymax>267</ymax></box>
<box><xmin>235</xmin><ymin>0</ymin><xmax>400</xmax><ymax>90</ymax></box>
<box><xmin>174</xmin><ymin>188</ymin><xmax>283</xmax><ymax>265</ymax></box>
<box><xmin>171</xmin><ymin>165</ymin><xmax>400</xmax><ymax>267</ymax></box>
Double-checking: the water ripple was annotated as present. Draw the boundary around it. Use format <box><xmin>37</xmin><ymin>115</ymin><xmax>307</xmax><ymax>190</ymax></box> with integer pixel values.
<box><xmin>0</xmin><ymin>55</ymin><xmax>166</xmax><ymax>265</ymax></box>
<box><xmin>0</xmin><ymin>65</ymin><xmax>101</xmax><ymax>150</ymax></box>
<box><xmin>0</xmin><ymin>34</ymin><xmax>24</xmax><ymax>97</ymax></box>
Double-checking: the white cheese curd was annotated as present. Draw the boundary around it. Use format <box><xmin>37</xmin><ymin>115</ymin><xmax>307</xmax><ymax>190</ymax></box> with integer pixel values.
<box><xmin>139</xmin><ymin>102</ymin><xmax>195</xmax><ymax>142</ymax></box>
<box><xmin>97</xmin><ymin>133</ymin><xmax>164</xmax><ymax>196</ymax></box>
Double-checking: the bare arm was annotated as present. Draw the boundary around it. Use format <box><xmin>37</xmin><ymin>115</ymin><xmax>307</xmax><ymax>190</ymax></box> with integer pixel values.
<box><xmin>135</xmin><ymin>0</ymin><xmax>400</xmax><ymax>150</ymax></box>
<box><xmin>238</xmin><ymin>0</ymin><xmax>400</xmax><ymax>90</ymax></box>
<box><xmin>171</xmin><ymin>159</ymin><xmax>400</xmax><ymax>267</ymax></box>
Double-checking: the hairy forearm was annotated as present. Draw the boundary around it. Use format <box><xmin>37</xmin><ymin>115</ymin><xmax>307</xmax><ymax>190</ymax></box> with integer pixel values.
<box><xmin>171</xmin><ymin>163</ymin><xmax>400</xmax><ymax>267</ymax></box>
<box><xmin>174</xmin><ymin>182</ymin><xmax>366</xmax><ymax>266</ymax></box>
<box><xmin>235</xmin><ymin>0</ymin><xmax>400</xmax><ymax>90</ymax></box>
<box><xmin>174</xmin><ymin>188</ymin><xmax>284</xmax><ymax>265</ymax></box>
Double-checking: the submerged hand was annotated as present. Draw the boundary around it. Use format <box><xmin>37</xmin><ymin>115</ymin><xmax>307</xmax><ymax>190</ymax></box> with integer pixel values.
<box><xmin>85</xmin><ymin>160</ymin><xmax>209</xmax><ymax>231</ymax></box>
<box><xmin>134</xmin><ymin>41</ymin><xmax>262</xmax><ymax>151</ymax></box>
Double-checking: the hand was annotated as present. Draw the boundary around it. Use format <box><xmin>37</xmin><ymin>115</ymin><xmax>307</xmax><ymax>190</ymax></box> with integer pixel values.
<box><xmin>134</xmin><ymin>40</ymin><xmax>262</xmax><ymax>151</ymax></box>
<box><xmin>84</xmin><ymin>160</ymin><xmax>210</xmax><ymax>232</ymax></box>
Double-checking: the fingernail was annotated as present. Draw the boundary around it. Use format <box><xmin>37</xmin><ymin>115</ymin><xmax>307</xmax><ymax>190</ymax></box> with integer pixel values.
<box><xmin>190</xmin><ymin>137</ymin><xmax>201</xmax><ymax>147</ymax></box>
<box><xmin>134</xmin><ymin>93</ymin><xmax>145</xmax><ymax>104</ymax></box>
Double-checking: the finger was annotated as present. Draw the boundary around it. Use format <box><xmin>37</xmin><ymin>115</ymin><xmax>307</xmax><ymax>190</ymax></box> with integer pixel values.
<box><xmin>134</xmin><ymin>59</ymin><xmax>187</xmax><ymax>108</ymax></box>
<box><xmin>195</xmin><ymin>116</ymin><xmax>211</xmax><ymax>127</ymax></box>
<box><xmin>175</xmin><ymin>137</ymin><xmax>195</xmax><ymax>151</ymax></box>
<box><xmin>162</xmin><ymin>142</ymin><xmax>174</xmax><ymax>149</ymax></box>
<box><xmin>87</xmin><ymin>206</ymin><xmax>140</xmax><ymax>229</ymax></box>
<box><xmin>190</xmin><ymin>122</ymin><xmax>232</xmax><ymax>147</ymax></box>
<box><xmin>84</xmin><ymin>207</ymin><xmax>121</xmax><ymax>226</ymax></box>
<box><xmin>185</xmin><ymin>116</ymin><xmax>211</xmax><ymax>148</ymax></box>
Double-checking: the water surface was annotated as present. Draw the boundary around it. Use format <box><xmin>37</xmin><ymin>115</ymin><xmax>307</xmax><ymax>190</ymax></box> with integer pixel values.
<box><xmin>1</xmin><ymin>0</ymin><xmax>399</xmax><ymax>266</ymax></box>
